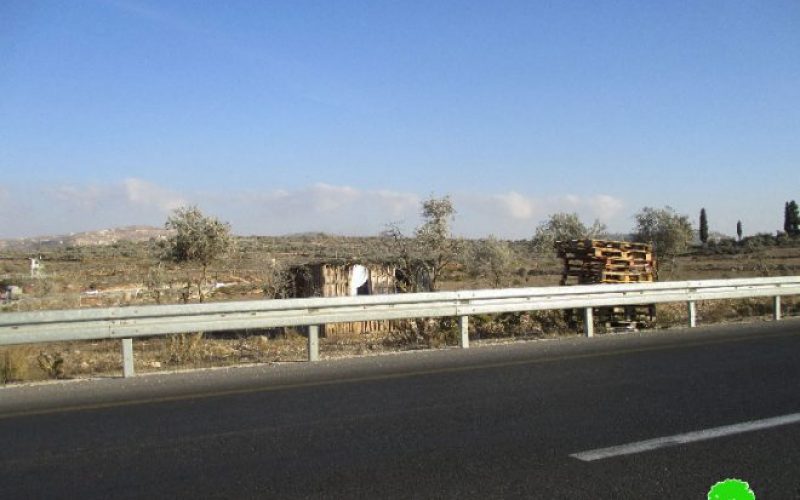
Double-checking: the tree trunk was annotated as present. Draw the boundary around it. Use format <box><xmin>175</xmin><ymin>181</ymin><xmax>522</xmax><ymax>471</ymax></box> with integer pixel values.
<box><xmin>199</xmin><ymin>265</ymin><xmax>207</xmax><ymax>303</ymax></box>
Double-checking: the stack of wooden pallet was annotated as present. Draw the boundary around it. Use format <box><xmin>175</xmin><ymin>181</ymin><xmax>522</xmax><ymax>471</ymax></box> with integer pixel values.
<box><xmin>556</xmin><ymin>239</ymin><xmax>657</xmax><ymax>329</ymax></box>
<box><xmin>555</xmin><ymin>239</ymin><xmax>656</xmax><ymax>286</ymax></box>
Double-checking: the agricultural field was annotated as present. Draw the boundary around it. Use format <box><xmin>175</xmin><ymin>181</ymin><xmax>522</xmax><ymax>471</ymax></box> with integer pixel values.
<box><xmin>1</xmin><ymin>234</ymin><xmax>799</xmax><ymax>383</ymax></box>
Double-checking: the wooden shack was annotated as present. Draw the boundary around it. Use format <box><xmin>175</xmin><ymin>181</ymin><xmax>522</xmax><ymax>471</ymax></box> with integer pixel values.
<box><xmin>288</xmin><ymin>262</ymin><xmax>398</xmax><ymax>336</ymax></box>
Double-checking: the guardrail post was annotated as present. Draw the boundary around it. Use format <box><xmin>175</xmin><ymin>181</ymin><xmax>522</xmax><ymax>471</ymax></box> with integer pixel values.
<box><xmin>121</xmin><ymin>338</ymin><xmax>134</xmax><ymax>378</ymax></box>
<box><xmin>459</xmin><ymin>315</ymin><xmax>469</xmax><ymax>348</ymax></box>
<box><xmin>688</xmin><ymin>301</ymin><xmax>697</xmax><ymax>328</ymax></box>
<box><xmin>308</xmin><ymin>325</ymin><xmax>320</xmax><ymax>362</ymax></box>
<box><xmin>773</xmin><ymin>296</ymin><xmax>782</xmax><ymax>321</ymax></box>
<box><xmin>583</xmin><ymin>307</ymin><xmax>594</xmax><ymax>337</ymax></box>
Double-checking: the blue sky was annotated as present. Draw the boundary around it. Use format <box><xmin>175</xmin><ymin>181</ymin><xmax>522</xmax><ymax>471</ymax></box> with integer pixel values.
<box><xmin>1</xmin><ymin>0</ymin><xmax>798</xmax><ymax>238</ymax></box>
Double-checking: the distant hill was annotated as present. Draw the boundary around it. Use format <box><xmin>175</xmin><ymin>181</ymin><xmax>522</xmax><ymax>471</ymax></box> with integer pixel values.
<box><xmin>0</xmin><ymin>226</ymin><xmax>173</xmax><ymax>251</ymax></box>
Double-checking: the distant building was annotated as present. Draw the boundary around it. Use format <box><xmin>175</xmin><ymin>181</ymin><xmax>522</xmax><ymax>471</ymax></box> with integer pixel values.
<box><xmin>28</xmin><ymin>257</ymin><xmax>41</xmax><ymax>278</ymax></box>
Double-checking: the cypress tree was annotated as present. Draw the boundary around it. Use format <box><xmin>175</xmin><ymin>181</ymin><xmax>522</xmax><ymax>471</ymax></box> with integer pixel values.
<box><xmin>789</xmin><ymin>200</ymin><xmax>800</xmax><ymax>236</ymax></box>
<box><xmin>736</xmin><ymin>220</ymin><xmax>742</xmax><ymax>241</ymax></box>
<box><xmin>699</xmin><ymin>208</ymin><xmax>708</xmax><ymax>244</ymax></box>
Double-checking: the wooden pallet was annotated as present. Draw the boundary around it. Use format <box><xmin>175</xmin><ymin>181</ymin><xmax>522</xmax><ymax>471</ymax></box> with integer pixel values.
<box><xmin>564</xmin><ymin>304</ymin><xmax>656</xmax><ymax>329</ymax></box>
<box><xmin>557</xmin><ymin>239</ymin><xmax>657</xmax><ymax>326</ymax></box>
<box><xmin>556</xmin><ymin>239</ymin><xmax>656</xmax><ymax>286</ymax></box>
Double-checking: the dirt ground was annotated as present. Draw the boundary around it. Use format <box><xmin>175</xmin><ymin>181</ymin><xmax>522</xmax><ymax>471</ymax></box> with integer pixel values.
<box><xmin>1</xmin><ymin>239</ymin><xmax>799</xmax><ymax>383</ymax></box>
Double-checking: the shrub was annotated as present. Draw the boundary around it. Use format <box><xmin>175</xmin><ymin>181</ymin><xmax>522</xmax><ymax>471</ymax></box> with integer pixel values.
<box><xmin>163</xmin><ymin>206</ymin><xmax>234</xmax><ymax>302</ymax></box>
<box><xmin>633</xmin><ymin>206</ymin><xmax>693</xmax><ymax>259</ymax></box>
<box><xmin>167</xmin><ymin>332</ymin><xmax>205</xmax><ymax>364</ymax></box>
<box><xmin>37</xmin><ymin>351</ymin><xmax>66</xmax><ymax>379</ymax></box>
<box><xmin>702</xmin><ymin>237</ymin><xmax>739</xmax><ymax>255</ymax></box>
<box><xmin>531</xmin><ymin>213</ymin><xmax>607</xmax><ymax>256</ymax></box>
<box><xmin>741</xmin><ymin>233</ymin><xmax>777</xmax><ymax>251</ymax></box>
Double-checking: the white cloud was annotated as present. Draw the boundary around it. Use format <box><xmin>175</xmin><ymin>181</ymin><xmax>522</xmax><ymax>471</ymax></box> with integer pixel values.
<box><xmin>587</xmin><ymin>194</ymin><xmax>625</xmax><ymax>219</ymax></box>
<box><xmin>494</xmin><ymin>191</ymin><xmax>536</xmax><ymax>220</ymax></box>
<box><xmin>48</xmin><ymin>184</ymin><xmax>110</xmax><ymax>211</ymax></box>
<box><xmin>450</xmin><ymin>191</ymin><xmax>626</xmax><ymax>238</ymax></box>
<box><xmin>123</xmin><ymin>178</ymin><xmax>186</xmax><ymax>212</ymax></box>
<box><xmin>202</xmin><ymin>183</ymin><xmax>420</xmax><ymax>235</ymax></box>
<box><xmin>563</xmin><ymin>194</ymin><xmax>581</xmax><ymax>207</ymax></box>
<box><xmin>0</xmin><ymin>178</ymin><xmax>626</xmax><ymax>240</ymax></box>
<box><xmin>306</xmin><ymin>183</ymin><xmax>361</xmax><ymax>213</ymax></box>
<box><xmin>157</xmin><ymin>182</ymin><xmax>622</xmax><ymax>238</ymax></box>
<box><xmin>41</xmin><ymin>179</ymin><xmax>186</xmax><ymax>216</ymax></box>
<box><xmin>0</xmin><ymin>179</ymin><xmax>191</xmax><ymax>238</ymax></box>
<box><xmin>366</xmin><ymin>189</ymin><xmax>420</xmax><ymax>217</ymax></box>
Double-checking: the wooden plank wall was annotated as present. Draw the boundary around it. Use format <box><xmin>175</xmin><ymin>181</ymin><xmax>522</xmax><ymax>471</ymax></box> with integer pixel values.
<box><xmin>313</xmin><ymin>264</ymin><xmax>399</xmax><ymax>336</ymax></box>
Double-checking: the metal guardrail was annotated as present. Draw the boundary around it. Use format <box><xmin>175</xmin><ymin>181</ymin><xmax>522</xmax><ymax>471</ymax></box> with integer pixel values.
<box><xmin>1</xmin><ymin>276</ymin><xmax>798</xmax><ymax>377</ymax></box>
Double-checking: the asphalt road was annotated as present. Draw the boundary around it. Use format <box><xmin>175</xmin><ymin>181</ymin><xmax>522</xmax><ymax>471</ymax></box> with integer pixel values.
<box><xmin>1</xmin><ymin>319</ymin><xmax>799</xmax><ymax>498</ymax></box>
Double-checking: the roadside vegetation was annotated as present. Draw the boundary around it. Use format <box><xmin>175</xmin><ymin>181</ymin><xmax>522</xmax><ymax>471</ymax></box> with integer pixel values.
<box><xmin>2</xmin><ymin>200</ymin><xmax>800</xmax><ymax>383</ymax></box>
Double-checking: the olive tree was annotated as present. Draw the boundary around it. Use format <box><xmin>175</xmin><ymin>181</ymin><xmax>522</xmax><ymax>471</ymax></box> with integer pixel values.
<box><xmin>163</xmin><ymin>206</ymin><xmax>234</xmax><ymax>302</ymax></box>
<box><xmin>259</xmin><ymin>260</ymin><xmax>292</xmax><ymax>299</ymax></box>
<box><xmin>466</xmin><ymin>235</ymin><xmax>514</xmax><ymax>288</ymax></box>
<box><xmin>381</xmin><ymin>195</ymin><xmax>460</xmax><ymax>292</ymax></box>
<box><xmin>414</xmin><ymin>195</ymin><xmax>460</xmax><ymax>291</ymax></box>
<box><xmin>530</xmin><ymin>213</ymin><xmax>607</xmax><ymax>256</ymax></box>
<box><xmin>633</xmin><ymin>206</ymin><xmax>693</xmax><ymax>271</ymax></box>
<box><xmin>380</xmin><ymin>222</ymin><xmax>419</xmax><ymax>292</ymax></box>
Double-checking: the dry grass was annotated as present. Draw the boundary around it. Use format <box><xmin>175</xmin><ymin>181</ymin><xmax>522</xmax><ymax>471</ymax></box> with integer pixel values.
<box><xmin>468</xmin><ymin>311</ymin><xmax>572</xmax><ymax>340</ymax></box>
<box><xmin>2</xmin><ymin>298</ymin><xmax>797</xmax><ymax>384</ymax></box>
<box><xmin>2</xmin><ymin>238</ymin><xmax>799</xmax><ymax>383</ymax></box>
<box><xmin>0</xmin><ymin>347</ymin><xmax>35</xmax><ymax>383</ymax></box>
<box><xmin>654</xmin><ymin>297</ymin><xmax>798</xmax><ymax>328</ymax></box>
<box><xmin>0</xmin><ymin>331</ymin><xmax>311</xmax><ymax>383</ymax></box>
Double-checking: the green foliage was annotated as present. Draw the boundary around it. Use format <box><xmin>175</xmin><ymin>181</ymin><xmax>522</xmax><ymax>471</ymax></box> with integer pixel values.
<box><xmin>111</xmin><ymin>240</ymin><xmax>145</xmax><ymax>258</ymax></box>
<box><xmin>742</xmin><ymin>232</ymin><xmax>777</xmax><ymax>251</ymax></box>
<box><xmin>785</xmin><ymin>200</ymin><xmax>799</xmax><ymax>236</ymax></box>
<box><xmin>414</xmin><ymin>195</ymin><xmax>460</xmax><ymax>290</ymax></box>
<box><xmin>36</xmin><ymin>351</ymin><xmax>66</xmax><ymax>379</ymax></box>
<box><xmin>699</xmin><ymin>208</ymin><xmax>709</xmax><ymax>244</ymax></box>
<box><xmin>259</xmin><ymin>261</ymin><xmax>292</xmax><ymax>299</ymax></box>
<box><xmin>380</xmin><ymin>224</ymin><xmax>421</xmax><ymax>291</ymax></box>
<box><xmin>163</xmin><ymin>206</ymin><xmax>234</xmax><ymax>302</ymax></box>
<box><xmin>465</xmin><ymin>235</ymin><xmax>514</xmax><ymax>287</ymax></box>
<box><xmin>415</xmin><ymin>195</ymin><xmax>456</xmax><ymax>244</ymax></box>
<box><xmin>703</xmin><ymin>237</ymin><xmax>739</xmax><ymax>255</ymax></box>
<box><xmin>381</xmin><ymin>195</ymin><xmax>459</xmax><ymax>292</ymax></box>
<box><xmin>164</xmin><ymin>206</ymin><xmax>233</xmax><ymax>268</ymax></box>
<box><xmin>633</xmin><ymin>206</ymin><xmax>693</xmax><ymax>258</ymax></box>
<box><xmin>736</xmin><ymin>220</ymin><xmax>743</xmax><ymax>241</ymax></box>
<box><xmin>530</xmin><ymin>213</ymin><xmax>607</xmax><ymax>256</ymax></box>
<box><xmin>144</xmin><ymin>263</ymin><xmax>167</xmax><ymax>304</ymax></box>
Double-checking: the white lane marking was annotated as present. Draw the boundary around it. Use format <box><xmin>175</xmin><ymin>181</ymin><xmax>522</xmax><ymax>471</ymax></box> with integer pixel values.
<box><xmin>571</xmin><ymin>412</ymin><xmax>800</xmax><ymax>462</ymax></box>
